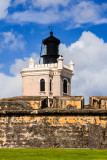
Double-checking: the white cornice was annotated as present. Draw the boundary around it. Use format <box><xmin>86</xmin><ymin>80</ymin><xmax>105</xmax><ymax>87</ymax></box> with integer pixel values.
<box><xmin>62</xmin><ymin>69</ymin><xmax>74</xmax><ymax>77</ymax></box>
<box><xmin>21</xmin><ymin>63</ymin><xmax>74</xmax><ymax>77</ymax></box>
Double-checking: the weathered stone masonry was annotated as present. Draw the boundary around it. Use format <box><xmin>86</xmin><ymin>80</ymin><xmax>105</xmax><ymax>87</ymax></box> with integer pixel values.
<box><xmin>0</xmin><ymin>113</ymin><xmax>107</xmax><ymax>149</ymax></box>
<box><xmin>0</xmin><ymin>96</ymin><xmax>107</xmax><ymax>149</ymax></box>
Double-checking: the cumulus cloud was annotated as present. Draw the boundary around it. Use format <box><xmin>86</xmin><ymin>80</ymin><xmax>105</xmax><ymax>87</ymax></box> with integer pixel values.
<box><xmin>0</xmin><ymin>31</ymin><xmax>25</xmax><ymax>50</ymax></box>
<box><xmin>0</xmin><ymin>52</ymin><xmax>39</xmax><ymax>99</ymax></box>
<box><xmin>0</xmin><ymin>73</ymin><xmax>22</xmax><ymax>99</ymax></box>
<box><xmin>59</xmin><ymin>31</ymin><xmax>107</xmax><ymax>103</ymax></box>
<box><xmin>0</xmin><ymin>0</ymin><xmax>11</xmax><ymax>19</ymax></box>
<box><xmin>10</xmin><ymin>52</ymin><xmax>39</xmax><ymax>75</ymax></box>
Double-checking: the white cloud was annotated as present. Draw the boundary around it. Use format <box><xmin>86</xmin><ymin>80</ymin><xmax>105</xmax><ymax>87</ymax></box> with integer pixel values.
<box><xmin>0</xmin><ymin>52</ymin><xmax>39</xmax><ymax>99</ymax></box>
<box><xmin>0</xmin><ymin>64</ymin><xmax>4</xmax><ymax>69</ymax></box>
<box><xmin>0</xmin><ymin>31</ymin><xmax>25</xmax><ymax>50</ymax></box>
<box><xmin>13</xmin><ymin>0</ymin><xmax>70</xmax><ymax>8</ymax></box>
<box><xmin>7</xmin><ymin>10</ymin><xmax>61</xmax><ymax>24</ymax></box>
<box><xmin>70</xmin><ymin>1</ymin><xmax>100</xmax><ymax>26</ymax></box>
<box><xmin>59</xmin><ymin>31</ymin><xmax>107</xmax><ymax>104</ymax></box>
<box><xmin>31</xmin><ymin>0</ymin><xmax>70</xmax><ymax>9</ymax></box>
<box><xmin>7</xmin><ymin>1</ymin><xmax>107</xmax><ymax>27</ymax></box>
<box><xmin>66</xmin><ymin>1</ymin><xmax>107</xmax><ymax>28</ymax></box>
<box><xmin>14</xmin><ymin>0</ymin><xmax>27</xmax><ymax>6</ymax></box>
<box><xmin>0</xmin><ymin>0</ymin><xmax>11</xmax><ymax>19</ymax></box>
<box><xmin>0</xmin><ymin>73</ymin><xmax>22</xmax><ymax>99</ymax></box>
<box><xmin>10</xmin><ymin>52</ymin><xmax>39</xmax><ymax>75</ymax></box>
<box><xmin>10</xmin><ymin>58</ymin><xmax>29</xmax><ymax>76</ymax></box>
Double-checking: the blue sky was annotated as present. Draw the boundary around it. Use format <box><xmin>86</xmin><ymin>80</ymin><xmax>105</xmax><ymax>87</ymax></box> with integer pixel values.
<box><xmin>0</xmin><ymin>0</ymin><xmax>107</xmax><ymax>103</ymax></box>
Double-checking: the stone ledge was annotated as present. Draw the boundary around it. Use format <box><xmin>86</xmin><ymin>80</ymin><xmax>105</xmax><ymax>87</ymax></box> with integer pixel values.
<box><xmin>0</xmin><ymin>96</ymin><xmax>48</xmax><ymax>101</ymax></box>
<box><xmin>53</xmin><ymin>96</ymin><xmax>84</xmax><ymax>109</ymax></box>
<box><xmin>0</xmin><ymin>96</ymin><xmax>48</xmax><ymax>111</ymax></box>
<box><xmin>37</xmin><ymin>108</ymin><xmax>107</xmax><ymax>116</ymax></box>
<box><xmin>0</xmin><ymin>108</ymin><xmax>107</xmax><ymax>116</ymax></box>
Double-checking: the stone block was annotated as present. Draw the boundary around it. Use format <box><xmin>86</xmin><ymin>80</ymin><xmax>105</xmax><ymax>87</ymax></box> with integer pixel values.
<box><xmin>90</xmin><ymin>96</ymin><xmax>107</xmax><ymax>110</ymax></box>
<box><xmin>0</xmin><ymin>96</ymin><xmax>48</xmax><ymax>113</ymax></box>
<box><xmin>53</xmin><ymin>96</ymin><xmax>84</xmax><ymax>109</ymax></box>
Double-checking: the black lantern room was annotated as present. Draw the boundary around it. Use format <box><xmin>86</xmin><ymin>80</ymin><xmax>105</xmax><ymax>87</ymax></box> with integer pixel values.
<box><xmin>41</xmin><ymin>31</ymin><xmax>60</xmax><ymax>64</ymax></box>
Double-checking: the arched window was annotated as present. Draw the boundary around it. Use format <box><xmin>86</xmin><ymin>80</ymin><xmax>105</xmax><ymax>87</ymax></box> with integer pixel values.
<box><xmin>50</xmin><ymin>79</ymin><xmax>52</xmax><ymax>92</ymax></box>
<box><xmin>63</xmin><ymin>79</ymin><xmax>67</xmax><ymax>94</ymax></box>
<box><xmin>40</xmin><ymin>79</ymin><xmax>45</xmax><ymax>91</ymax></box>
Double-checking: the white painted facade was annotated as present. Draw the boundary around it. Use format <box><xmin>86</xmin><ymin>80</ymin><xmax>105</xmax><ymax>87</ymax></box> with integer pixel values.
<box><xmin>21</xmin><ymin>56</ymin><xmax>74</xmax><ymax>99</ymax></box>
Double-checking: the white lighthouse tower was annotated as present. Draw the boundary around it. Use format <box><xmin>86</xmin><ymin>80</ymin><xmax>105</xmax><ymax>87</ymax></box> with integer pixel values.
<box><xmin>21</xmin><ymin>31</ymin><xmax>74</xmax><ymax>105</ymax></box>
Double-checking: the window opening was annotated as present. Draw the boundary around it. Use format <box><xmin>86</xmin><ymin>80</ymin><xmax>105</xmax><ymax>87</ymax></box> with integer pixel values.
<box><xmin>50</xmin><ymin>79</ymin><xmax>52</xmax><ymax>92</ymax></box>
<box><xmin>63</xmin><ymin>79</ymin><xmax>67</xmax><ymax>94</ymax></box>
<box><xmin>40</xmin><ymin>79</ymin><xmax>45</xmax><ymax>91</ymax></box>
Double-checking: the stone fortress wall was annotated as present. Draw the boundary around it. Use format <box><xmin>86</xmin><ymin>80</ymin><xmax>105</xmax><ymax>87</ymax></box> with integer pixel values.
<box><xmin>0</xmin><ymin>96</ymin><xmax>106</xmax><ymax>149</ymax></box>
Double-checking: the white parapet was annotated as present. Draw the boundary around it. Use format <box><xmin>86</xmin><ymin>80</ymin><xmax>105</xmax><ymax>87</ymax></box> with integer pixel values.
<box><xmin>28</xmin><ymin>57</ymin><xmax>74</xmax><ymax>74</ymax></box>
<box><xmin>29</xmin><ymin>57</ymin><xmax>35</xmax><ymax>68</ymax></box>
<box><xmin>34</xmin><ymin>63</ymin><xmax>58</xmax><ymax>69</ymax></box>
<box><xmin>57</xmin><ymin>56</ymin><xmax>63</xmax><ymax>70</ymax></box>
<box><xmin>69</xmin><ymin>60</ymin><xmax>75</xmax><ymax>72</ymax></box>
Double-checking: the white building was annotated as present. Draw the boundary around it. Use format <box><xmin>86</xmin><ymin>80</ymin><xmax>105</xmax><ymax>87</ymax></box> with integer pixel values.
<box><xmin>21</xmin><ymin>31</ymin><xmax>74</xmax><ymax>105</ymax></box>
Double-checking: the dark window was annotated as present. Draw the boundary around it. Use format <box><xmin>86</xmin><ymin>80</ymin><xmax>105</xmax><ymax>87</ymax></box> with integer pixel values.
<box><xmin>40</xmin><ymin>79</ymin><xmax>45</xmax><ymax>91</ymax></box>
<box><xmin>63</xmin><ymin>79</ymin><xmax>67</xmax><ymax>94</ymax></box>
<box><xmin>50</xmin><ymin>79</ymin><xmax>52</xmax><ymax>92</ymax></box>
<box><xmin>44</xmin><ymin>45</ymin><xmax>47</xmax><ymax>55</ymax></box>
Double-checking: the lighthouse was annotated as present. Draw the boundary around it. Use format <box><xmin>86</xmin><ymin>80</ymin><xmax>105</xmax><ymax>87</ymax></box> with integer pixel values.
<box><xmin>21</xmin><ymin>31</ymin><xmax>74</xmax><ymax>106</ymax></box>
<box><xmin>41</xmin><ymin>31</ymin><xmax>60</xmax><ymax>64</ymax></box>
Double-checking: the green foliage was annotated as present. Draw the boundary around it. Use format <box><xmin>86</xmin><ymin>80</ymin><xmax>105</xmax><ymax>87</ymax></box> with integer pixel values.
<box><xmin>0</xmin><ymin>149</ymin><xmax>106</xmax><ymax>160</ymax></box>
